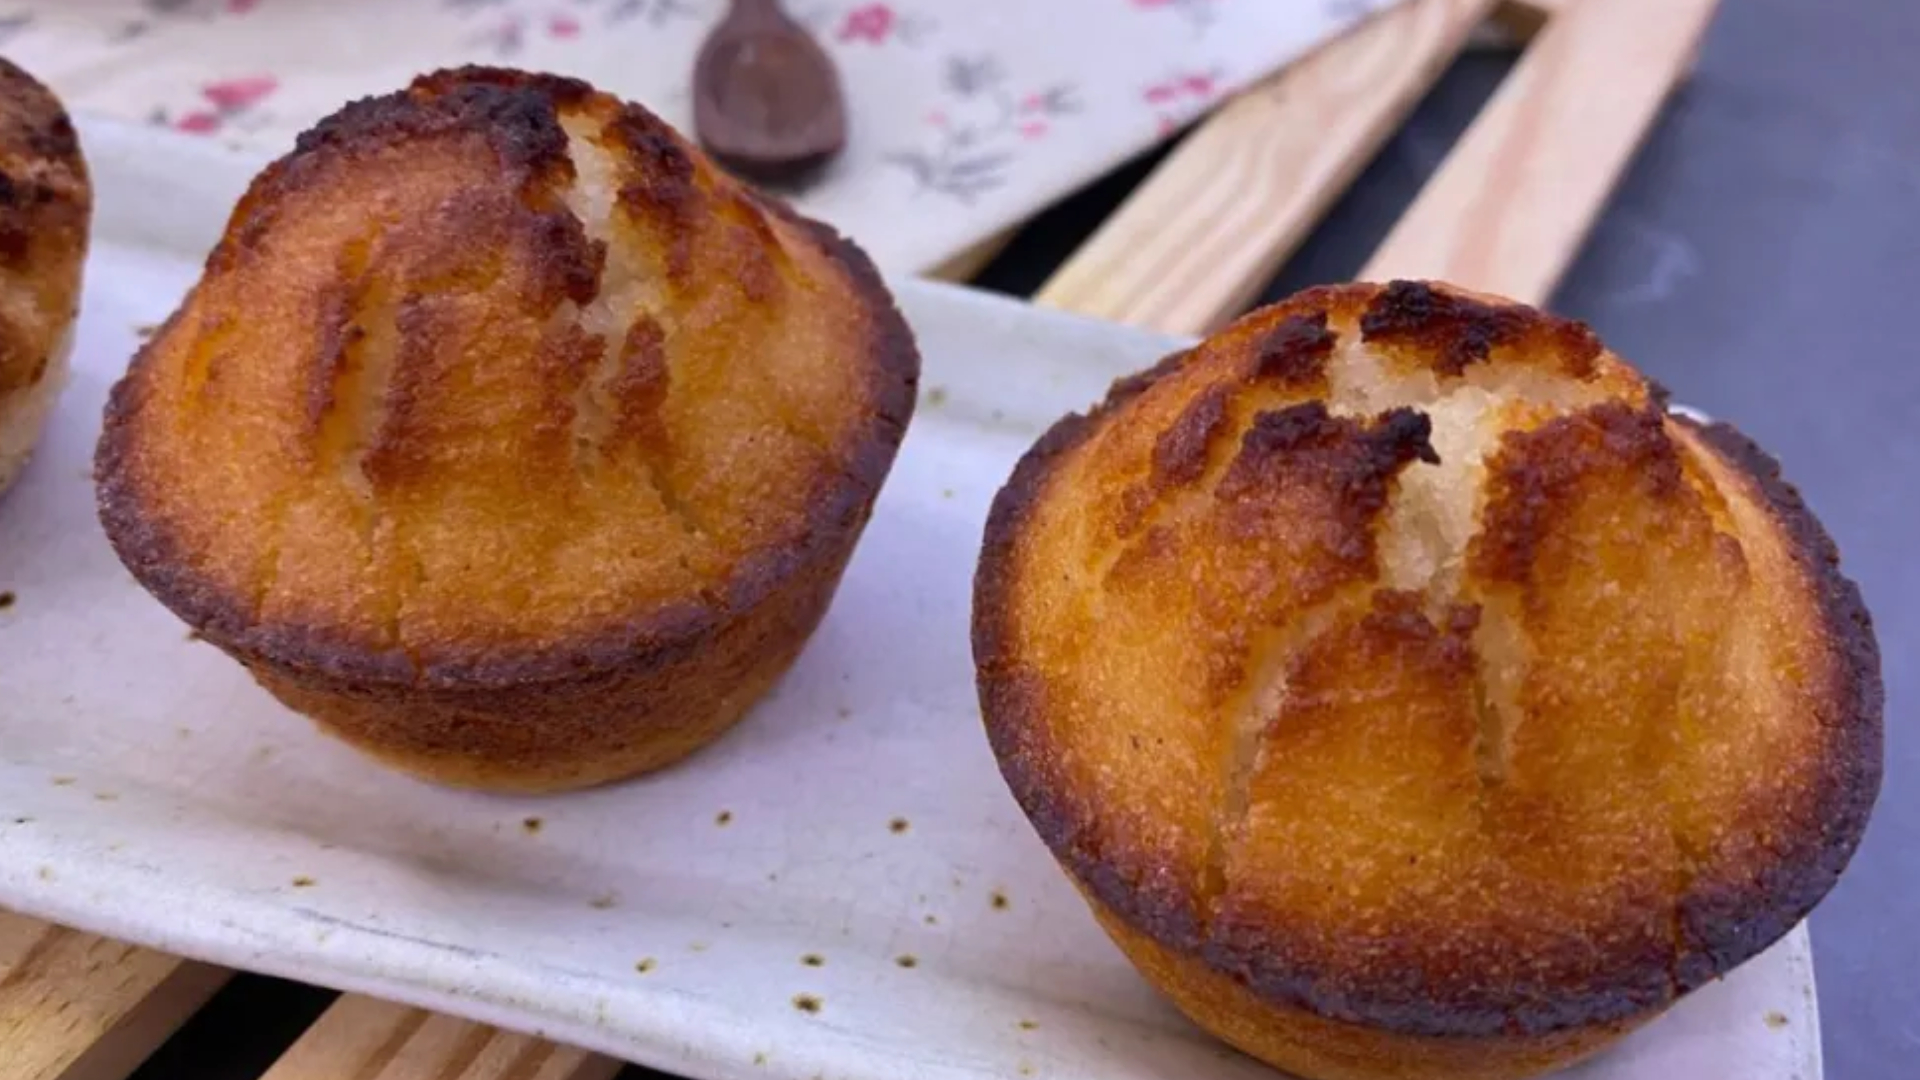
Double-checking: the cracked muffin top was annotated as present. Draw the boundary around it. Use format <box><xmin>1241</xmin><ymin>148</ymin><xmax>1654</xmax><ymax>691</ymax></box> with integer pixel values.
<box><xmin>97</xmin><ymin>66</ymin><xmax>915</xmax><ymax>685</ymax></box>
<box><xmin>973</xmin><ymin>281</ymin><xmax>1880</xmax><ymax>1037</ymax></box>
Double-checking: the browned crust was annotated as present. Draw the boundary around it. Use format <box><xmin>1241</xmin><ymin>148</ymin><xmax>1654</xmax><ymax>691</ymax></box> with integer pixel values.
<box><xmin>1669</xmin><ymin>416</ymin><xmax>1883</xmax><ymax>990</ymax></box>
<box><xmin>972</xmin><ymin>282</ymin><xmax>1880</xmax><ymax>1042</ymax></box>
<box><xmin>244</xmin><ymin>505</ymin><xmax>857</xmax><ymax>792</ymax></box>
<box><xmin>0</xmin><ymin>56</ymin><xmax>90</xmax><ymax>398</ymax></box>
<box><xmin>1358</xmin><ymin>279</ymin><xmax>1602</xmax><ymax>378</ymax></box>
<box><xmin>1252</xmin><ymin>311</ymin><xmax>1337</xmax><ymax>387</ymax></box>
<box><xmin>1470</xmin><ymin>401</ymin><xmax>1681</xmax><ymax>585</ymax></box>
<box><xmin>96</xmin><ymin>69</ymin><xmax>916</xmax><ymax>786</ymax></box>
<box><xmin>1089</xmin><ymin>898</ymin><xmax>1646</xmax><ymax>1080</ymax></box>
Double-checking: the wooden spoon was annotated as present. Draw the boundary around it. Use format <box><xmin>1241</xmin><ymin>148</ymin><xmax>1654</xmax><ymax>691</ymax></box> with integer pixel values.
<box><xmin>692</xmin><ymin>0</ymin><xmax>848</xmax><ymax>185</ymax></box>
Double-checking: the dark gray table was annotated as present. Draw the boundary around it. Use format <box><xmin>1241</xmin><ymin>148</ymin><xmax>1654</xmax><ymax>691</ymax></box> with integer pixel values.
<box><xmin>134</xmin><ymin>2</ymin><xmax>1915</xmax><ymax>1076</ymax></box>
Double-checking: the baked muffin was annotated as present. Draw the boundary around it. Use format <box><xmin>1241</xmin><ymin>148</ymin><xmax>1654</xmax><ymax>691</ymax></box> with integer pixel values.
<box><xmin>0</xmin><ymin>58</ymin><xmax>89</xmax><ymax>497</ymax></box>
<box><xmin>973</xmin><ymin>281</ymin><xmax>1880</xmax><ymax>1080</ymax></box>
<box><xmin>96</xmin><ymin>67</ymin><xmax>917</xmax><ymax>793</ymax></box>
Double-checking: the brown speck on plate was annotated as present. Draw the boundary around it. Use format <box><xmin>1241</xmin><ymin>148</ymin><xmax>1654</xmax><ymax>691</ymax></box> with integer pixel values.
<box><xmin>134</xmin><ymin>323</ymin><xmax>159</xmax><ymax>340</ymax></box>
<box><xmin>590</xmin><ymin>892</ymin><xmax>618</xmax><ymax>910</ymax></box>
<box><xmin>894</xmin><ymin>954</ymin><xmax>918</xmax><ymax>969</ymax></box>
<box><xmin>888</xmin><ymin>817</ymin><xmax>910</xmax><ymax>834</ymax></box>
<box><xmin>0</xmin><ymin>590</ymin><xmax>15</xmax><ymax>610</ymax></box>
<box><xmin>990</xmin><ymin>890</ymin><xmax>1011</xmax><ymax>911</ymax></box>
<box><xmin>801</xmin><ymin>953</ymin><xmax>825</xmax><ymax>967</ymax></box>
<box><xmin>522</xmin><ymin>816</ymin><xmax>544</xmax><ymax>835</ymax></box>
<box><xmin>10</xmin><ymin>816</ymin><xmax>32</xmax><ymax>825</ymax></box>
<box><xmin>1018</xmin><ymin>1064</ymin><xmax>1035</xmax><ymax>1078</ymax></box>
<box><xmin>941</xmin><ymin>488</ymin><xmax>955</xmax><ymax>499</ymax></box>
<box><xmin>92</xmin><ymin>792</ymin><xmax>119</xmax><ymax>803</ymax></box>
<box><xmin>1765</xmin><ymin>1010</ymin><xmax>1790</xmax><ymax>1029</ymax></box>
<box><xmin>715</xmin><ymin>809</ymin><xmax>734</xmax><ymax>826</ymax></box>
<box><xmin>1018</xmin><ymin>1019</ymin><xmax>1040</xmax><ymax>1031</ymax></box>
<box><xmin>924</xmin><ymin>914</ymin><xmax>938</xmax><ymax>926</ymax></box>
<box><xmin>791</xmin><ymin>993</ymin><xmax>823</xmax><ymax>1014</ymax></box>
<box><xmin>836</xmin><ymin>706</ymin><xmax>852</xmax><ymax>719</ymax></box>
<box><xmin>291</xmin><ymin>875</ymin><xmax>316</xmax><ymax>888</ymax></box>
<box><xmin>752</xmin><ymin>1052</ymin><xmax>768</xmax><ymax>1066</ymax></box>
<box><xmin>635</xmin><ymin>957</ymin><xmax>657</xmax><ymax>974</ymax></box>
<box><xmin>36</xmin><ymin>866</ymin><xmax>53</xmax><ymax>881</ymax></box>
<box><xmin>689</xmin><ymin>941</ymin><xmax>710</xmax><ymax>953</ymax></box>
<box><xmin>926</xmin><ymin>386</ymin><xmax>948</xmax><ymax>407</ymax></box>
<box><xmin>50</xmin><ymin>776</ymin><xmax>75</xmax><ymax>787</ymax></box>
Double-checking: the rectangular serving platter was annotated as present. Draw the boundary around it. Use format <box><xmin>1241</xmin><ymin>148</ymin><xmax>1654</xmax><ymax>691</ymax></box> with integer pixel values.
<box><xmin>0</xmin><ymin>117</ymin><xmax>1821</xmax><ymax>1080</ymax></box>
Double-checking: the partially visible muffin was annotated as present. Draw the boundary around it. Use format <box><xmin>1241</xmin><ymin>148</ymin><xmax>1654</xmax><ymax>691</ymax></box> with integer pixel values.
<box><xmin>973</xmin><ymin>281</ymin><xmax>1881</xmax><ymax>1080</ymax></box>
<box><xmin>0</xmin><ymin>58</ymin><xmax>90</xmax><ymax>497</ymax></box>
<box><xmin>97</xmin><ymin>67</ymin><xmax>917</xmax><ymax>792</ymax></box>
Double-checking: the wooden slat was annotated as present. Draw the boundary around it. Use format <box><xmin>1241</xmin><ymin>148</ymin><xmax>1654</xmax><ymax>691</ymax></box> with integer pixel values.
<box><xmin>0</xmin><ymin>911</ymin><xmax>229</xmax><ymax>1080</ymax></box>
<box><xmin>1360</xmin><ymin>0</ymin><xmax>1721</xmax><ymax>300</ymax></box>
<box><xmin>1491</xmin><ymin>0</ymin><xmax>1562</xmax><ymax>41</ymax></box>
<box><xmin>261</xmin><ymin>995</ymin><xmax>620</xmax><ymax>1080</ymax></box>
<box><xmin>927</xmin><ymin>230</ymin><xmax>1016</xmax><ymax>282</ymax></box>
<box><xmin>1032</xmin><ymin>0</ymin><xmax>1493</xmax><ymax>335</ymax></box>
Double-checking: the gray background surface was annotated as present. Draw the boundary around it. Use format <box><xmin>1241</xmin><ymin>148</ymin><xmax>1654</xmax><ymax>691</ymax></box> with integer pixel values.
<box><xmin>130</xmin><ymin>2</ymin><xmax>1915</xmax><ymax>1077</ymax></box>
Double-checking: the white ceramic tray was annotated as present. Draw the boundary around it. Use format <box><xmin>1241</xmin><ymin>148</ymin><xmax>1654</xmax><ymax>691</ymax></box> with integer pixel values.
<box><xmin>0</xmin><ymin>118</ymin><xmax>1822</xmax><ymax>1080</ymax></box>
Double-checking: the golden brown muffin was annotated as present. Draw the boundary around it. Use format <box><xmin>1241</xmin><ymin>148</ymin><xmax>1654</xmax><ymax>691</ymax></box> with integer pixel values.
<box><xmin>96</xmin><ymin>67</ymin><xmax>917</xmax><ymax>793</ymax></box>
<box><xmin>0</xmin><ymin>58</ymin><xmax>90</xmax><ymax>497</ymax></box>
<box><xmin>973</xmin><ymin>281</ymin><xmax>1880</xmax><ymax>1080</ymax></box>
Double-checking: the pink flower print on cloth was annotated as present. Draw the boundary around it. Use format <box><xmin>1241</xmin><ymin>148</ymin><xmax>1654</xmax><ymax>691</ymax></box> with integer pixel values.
<box><xmin>150</xmin><ymin>74</ymin><xmax>279</xmax><ymax>136</ymax></box>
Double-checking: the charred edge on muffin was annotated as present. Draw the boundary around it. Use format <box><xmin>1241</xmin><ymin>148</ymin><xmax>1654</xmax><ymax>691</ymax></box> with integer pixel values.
<box><xmin>95</xmin><ymin>72</ymin><xmax>921</xmax><ymax>691</ymax></box>
<box><xmin>1469</xmin><ymin>401</ymin><xmax>1681</xmax><ymax>585</ymax></box>
<box><xmin>1228</xmin><ymin>402</ymin><xmax>1439</xmax><ymax>481</ymax></box>
<box><xmin>1252</xmin><ymin>312</ymin><xmax>1337</xmax><ymax>387</ymax></box>
<box><xmin>1105</xmin><ymin>347</ymin><xmax>1194</xmax><ymax>409</ymax></box>
<box><xmin>1359</xmin><ymin>280</ymin><xmax>1603</xmax><ymax>379</ymax></box>
<box><xmin>295</xmin><ymin>66</ymin><xmax>591</xmax><ymax>174</ymax></box>
<box><xmin>1667</xmin><ymin>417</ymin><xmax>1883</xmax><ymax>993</ymax></box>
<box><xmin>1150</xmin><ymin>385</ymin><xmax>1231</xmax><ymax>490</ymax></box>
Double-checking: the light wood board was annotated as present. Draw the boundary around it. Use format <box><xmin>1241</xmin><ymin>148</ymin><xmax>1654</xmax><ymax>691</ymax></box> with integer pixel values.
<box><xmin>0</xmin><ymin>911</ymin><xmax>229</xmax><ymax>1080</ymax></box>
<box><xmin>1361</xmin><ymin>0</ymin><xmax>1721</xmax><ymax>298</ymax></box>
<box><xmin>1033</xmin><ymin>0</ymin><xmax>1494</xmax><ymax>334</ymax></box>
<box><xmin>258</xmin><ymin>996</ymin><xmax>621</xmax><ymax>1080</ymax></box>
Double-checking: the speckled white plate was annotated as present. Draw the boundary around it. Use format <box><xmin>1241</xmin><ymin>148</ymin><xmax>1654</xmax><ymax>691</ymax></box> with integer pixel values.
<box><xmin>0</xmin><ymin>117</ymin><xmax>1822</xmax><ymax>1080</ymax></box>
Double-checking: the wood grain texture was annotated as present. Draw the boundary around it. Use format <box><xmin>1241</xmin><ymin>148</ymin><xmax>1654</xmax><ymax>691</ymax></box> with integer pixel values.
<box><xmin>1361</xmin><ymin>0</ymin><xmax>1722</xmax><ymax>303</ymax></box>
<box><xmin>1032</xmin><ymin>0</ymin><xmax>1493</xmax><ymax>335</ymax></box>
<box><xmin>0</xmin><ymin>911</ymin><xmax>229</xmax><ymax>1080</ymax></box>
<box><xmin>260</xmin><ymin>995</ymin><xmax>621</xmax><ymax>1080</ymax></box>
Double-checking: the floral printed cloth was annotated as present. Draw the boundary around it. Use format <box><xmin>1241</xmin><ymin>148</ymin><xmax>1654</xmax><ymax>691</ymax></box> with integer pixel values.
<box><xmin>0</xmin><ymin>0</ymin><xmax>1400</xmax><ymax>273</ymax></box>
